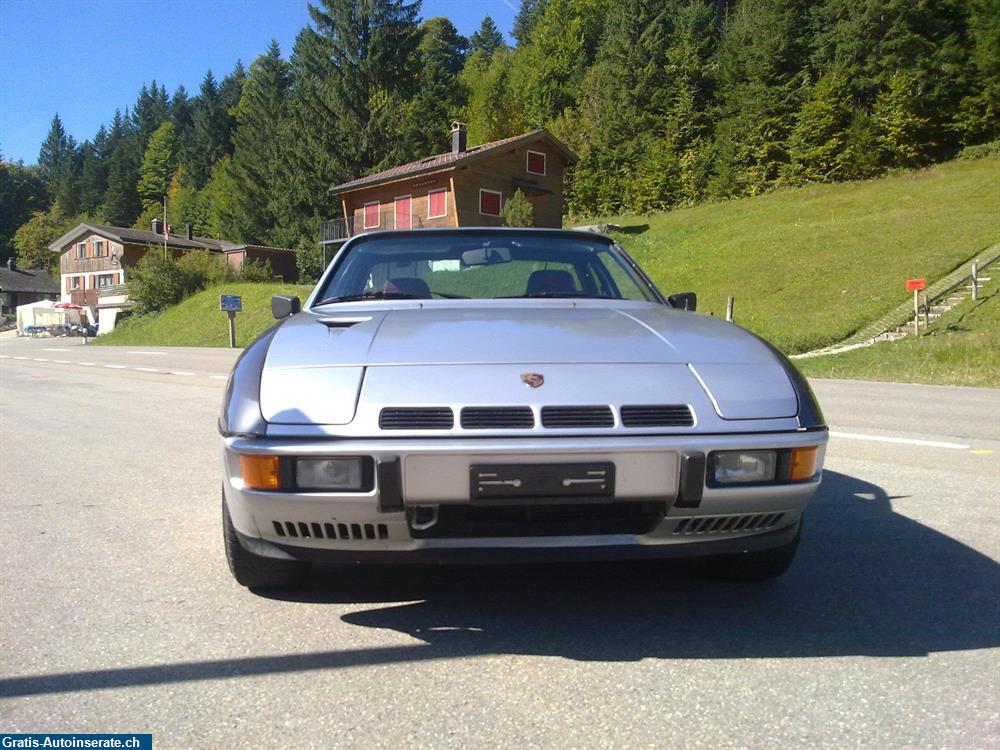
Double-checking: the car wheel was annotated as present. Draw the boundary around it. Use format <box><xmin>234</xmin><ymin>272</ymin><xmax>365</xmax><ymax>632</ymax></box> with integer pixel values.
<box><xmin>222</xmin><ymin>492</ymin><xmax>307</xmax><ymax>590</ymax></box>
<box><xmin>701</xmin><ymin>521</ymin><xmax>801</xmax><ymax>581</ymax></box>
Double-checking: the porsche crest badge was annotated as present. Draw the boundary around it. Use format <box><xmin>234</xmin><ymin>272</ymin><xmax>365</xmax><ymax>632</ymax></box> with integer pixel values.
<box><xmin>521</xmin><ymin>373</ymin><xmax>544</xmax><ymax>388</ymax></box>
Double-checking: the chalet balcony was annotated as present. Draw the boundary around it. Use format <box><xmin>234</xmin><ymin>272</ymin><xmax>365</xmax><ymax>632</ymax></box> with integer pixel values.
<box><xmin>320</xmin><ymin>210</ymin><xmax>424</xmax><ymax>245</ymax></box>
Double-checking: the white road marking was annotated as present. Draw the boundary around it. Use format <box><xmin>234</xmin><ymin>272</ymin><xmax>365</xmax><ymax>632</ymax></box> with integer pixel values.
<box><xmin>0</xmin><ymin>354</ymin><xmax>9</xmax><ymax>358</ymax></box>
<box><xmin>32</xmin><ymin>358</ymin><xmax>49</xmax><ymax>362</ymax></box>
<box><xmin>128</xmin><ymin>351</ymin><xmax>166</xmax><ymax>355</ymax></box>
<box><xmin>135</xmin><ymin>367</ymin><xmax>160</xmax><ymax>373</ymax></box>
<box><xmin>13</xmin><ymin>356</ymin><xmax>28</xmax><ymax>360</ymax></box>
<box><xmin>42</xmin><ymin>348</ymin><xmax>72</xmax><ymax>352</ymax></box>
<box><xmin>79</xmin><ymin>362</ymin><xmax>96</xmax><ymax>367</ymax></box>
<box><xmin>53</xmin><ymin>360</ymin><xmax>70</xmax><ymax>364</ymax></box>
<box><xmin>169</xmin><ymin>371</ymin><xmax>194</xmax><ymax>376</ymax></box>
<box><xmin>829</xmin><ymin>431</ymin><xmax>970</xmax><ymax>450</ymax></box>
<box><xmin>104</xmin><ymin>365</ymin><xmax>126</xmax><ymax>369</ymax></box>
<box><xmin>209</xmin><ymin>375</ymin><xmax>228</xmax><ymax>380</ymax></box>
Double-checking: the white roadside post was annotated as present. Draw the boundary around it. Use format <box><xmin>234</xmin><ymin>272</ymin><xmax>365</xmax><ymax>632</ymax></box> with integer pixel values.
<box><xmin>972</xmin><ymin>261</ymin><xmax>979</xmax><ymax>301</ymax></box>
<box><xmin>726</xmin><ymin>296</ymin><xmax>735</xmax><ymax>322</ymax></box>
<box><xmin>906</xmin><ymin>278</ymin><xmax>926</xmax><ymax>336</ymax></box>
<box><xmin>220</xmin><ymin>294</ymin><xmax>243</xmax><ymax>348</ymax></box>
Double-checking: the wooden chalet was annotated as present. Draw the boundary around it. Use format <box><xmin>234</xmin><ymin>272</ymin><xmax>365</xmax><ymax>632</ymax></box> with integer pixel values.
<box><xmin>322</xmin><ymin>124</ymin><xmax>578</xmax><ymax>248</ymax></box>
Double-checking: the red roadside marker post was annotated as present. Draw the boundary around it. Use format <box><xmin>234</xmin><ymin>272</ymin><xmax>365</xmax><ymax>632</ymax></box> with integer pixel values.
<box><xmin>906</xmin><ymin>279</ymin><xmax>926</xmax><ymax>335</ymax></box>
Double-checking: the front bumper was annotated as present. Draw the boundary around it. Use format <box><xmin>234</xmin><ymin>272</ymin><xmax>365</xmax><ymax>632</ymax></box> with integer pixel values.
<box><xmin>222</xmin><ymin>430</ymin><xmax>826</xmax><ymax>562</ymax></box>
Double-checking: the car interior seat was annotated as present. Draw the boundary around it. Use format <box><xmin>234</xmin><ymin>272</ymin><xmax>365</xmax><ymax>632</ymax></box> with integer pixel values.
<box><xmin>525</xmin><ymin>269</ymin><xmax>577</xmax><ymax>296</ymax></box>
<box><xmin>384</xmin><ymin>277</ymin><xmax>432</xmax><ymax>298</ymax></box>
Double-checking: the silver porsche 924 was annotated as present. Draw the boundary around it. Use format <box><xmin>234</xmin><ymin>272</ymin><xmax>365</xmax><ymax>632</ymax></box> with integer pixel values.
<box><xmin>220</xmin><ymin>228</ymin><xmax>827</xmax><ymax>589</ymax></box>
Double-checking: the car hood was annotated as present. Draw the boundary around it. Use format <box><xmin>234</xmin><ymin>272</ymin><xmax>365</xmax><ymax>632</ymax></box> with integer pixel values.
<box><xmin>264</xmin><ymin>302</ymin><xmax>777</xmax><ymax>367</ymax></box>
<box><xmin>257</xmin><ymin>302</ymin><xmax>799</xmax><ymax>426</ymax></box>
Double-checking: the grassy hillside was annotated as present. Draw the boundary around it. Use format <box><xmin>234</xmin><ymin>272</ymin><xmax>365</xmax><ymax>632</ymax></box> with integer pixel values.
<box><xmin>94</xmin><ymin>282</ymin><xmax>312</xmax><ymax>348</ymax></box>
<box><xmin>595</xmin><ymin>156</ymin><xmax>1000</xmax><ymax>353</ymax></box>
<box><xmin>796</xmin><ymin>287</ymin><xmax>1000</xmax><ymax>388</ymax></box>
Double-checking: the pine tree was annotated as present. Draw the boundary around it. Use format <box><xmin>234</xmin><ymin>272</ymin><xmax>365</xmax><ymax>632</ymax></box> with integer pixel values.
<box><xmin>227</xmin><ymin>41</ymin><xmax>293</xmax><ymax>243</ymax></box>
<box><xmin>137</xmin><ymin>122</ymin><xmax>179</xmax><ymax>210</ymax></box>
<box><xmin>77</xmin><ymin>127</ymin><xmax>110</xmax><ymax>216</ymax></box>
<box><xmin>37</xmin><ymin>114</ymin><xmax>72</xmax><ymax>185</ymax></box>
<box><xmin>509</xmin><ymin>0</ymin><xmax>609</xmax><ymax>128</ymax></box>
<box><xmin>0</xmin><ymin>159</ymin><xmax>48</xmax><ymax>265</ymax></box>
<box><xmin>512</xmin><ymin>0</ymin><xmax>549</xmax><ymax>46</ymax></box>
<box><xmin>100</xmin><ymin>111</ymin><xmax>141</xmax><ymax>227</ymax></box>
<box><xmin>402</xmin><ymin>18</ymin><xmax>469</xmax><ymax>158</ymax></box>
<box><xmin>709</xmin><ymin>0</ymin><xmax>812</xmax><ymax>197</ymax></box>
<box><xmin>470</xmin><ymin>16</ymin><xmax>505</xmax><ymax>60</ymax></box>
<box><xmin>188</xmin><ymin>71</ymin><xmax>228</xmax><ymax>188</ymax></box>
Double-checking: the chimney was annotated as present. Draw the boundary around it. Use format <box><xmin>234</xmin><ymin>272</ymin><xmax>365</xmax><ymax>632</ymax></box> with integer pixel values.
<box><xmin>186</xmin><ymin>223</ymin><xmax>193</xmax><ymax>240</ymax></box>
<box><xmin>152</xmin><ymin>218</ymin><xmax>163</xmax><ymax>235</ymax></box>
<box><xmin>451</xmin><ymin>121</ymin><xmax>467</xmax><ymax>154</ymax></box>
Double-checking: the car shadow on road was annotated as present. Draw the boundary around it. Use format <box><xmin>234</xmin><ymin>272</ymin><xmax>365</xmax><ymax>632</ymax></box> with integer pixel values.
<box><xmin>293</xmin><ymin>469</ymin><xmax>1000</xmax><ymax>660</ymax></box>
<box><xmin>3</xmin><ymin>470</ymin><xmax>997</xmax><ymax>698</ymax></box>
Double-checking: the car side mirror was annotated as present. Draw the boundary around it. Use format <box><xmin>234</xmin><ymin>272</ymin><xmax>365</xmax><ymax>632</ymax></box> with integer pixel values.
<box><xmin>668</xmin><ymin>292</ymin><xmax>697</xmax><ymax>311</ymax></box>
<box><xmin>272</xmin><ymin>295</ymin><xmax>301</xmax><ymax>319</ymax></box>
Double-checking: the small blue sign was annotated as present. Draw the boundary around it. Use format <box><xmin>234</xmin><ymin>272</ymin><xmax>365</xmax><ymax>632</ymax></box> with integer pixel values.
<box><xmin>220</xmin><ymin>294</ymin><xmax>243</xmax><ymax>312</ymax></box>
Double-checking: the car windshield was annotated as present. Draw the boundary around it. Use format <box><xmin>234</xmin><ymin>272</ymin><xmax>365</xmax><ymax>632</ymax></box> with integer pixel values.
<box><xmin>312</xmin><ymin>231</ymin><xmax>658</xmax><ymax>305</ymax></box>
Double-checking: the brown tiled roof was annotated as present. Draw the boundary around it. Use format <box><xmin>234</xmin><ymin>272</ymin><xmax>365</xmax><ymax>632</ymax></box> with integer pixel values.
<box><xmin>329</xmin><ymin>129</ymin><xmax>578</xmax><ymax>195</ymax></box>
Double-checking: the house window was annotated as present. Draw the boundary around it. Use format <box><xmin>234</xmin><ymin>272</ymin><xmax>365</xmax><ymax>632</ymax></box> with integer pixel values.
<box><xmin>70</xmin><ymin>276</ymin><xmax>82</xmax><ymax>291</ymax></box>
<box><xmin>96</xmin><ymin>273</ymin><xmax>115</xmax><ymax>288</ymax></box>
<box><xmin>394</xmin><ymin>195</ymin><xmax>412</xmax><ymax>230</ymax></box>
<box><xmin>76</xmin><ymin>242</ymin><xmax>86</xmax><ymax>259</ymax></box>
<box><xmin>526</xmin><ymin>150</ymin><xmax>546</xmax><ymax>176</ymax></box>
<box><xmin>479</xmin><ymin>189</ymin><xmax>502</xmax><ymax>217</ymax></box>
<box><xmin>94</xmin><ymin>240</ymin><xmax>106</xmax><ymax>257</ymax></box>
<box><xmin>363</xmin><ymin>201</ymin><xmax>380</xmax><ymax>229</ymax></box>
<box><xmin>427</xmin><ymin>188</ymin><xmax>447</xmax><ymax>219</ymax></box>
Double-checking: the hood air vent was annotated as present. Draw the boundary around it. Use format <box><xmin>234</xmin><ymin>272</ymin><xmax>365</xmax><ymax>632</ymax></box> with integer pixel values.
<box><xmin>621</xmin><ymin>405</ymin><xmax>694</xmax><ymax>427</ymax></box>
<box><xmin>541</xmin><ymin>405</ymin><xmax>614</xmax><ymax>428</ymax></box>
<box><xmin>379</xmin><ymin>407</ymin><xmax>454</xmax><ymax>430</ymax></box>
<box><xmin>461</xmin><ymin>406</ymin><xmax>534</xmax><ymax>429</ymax></box>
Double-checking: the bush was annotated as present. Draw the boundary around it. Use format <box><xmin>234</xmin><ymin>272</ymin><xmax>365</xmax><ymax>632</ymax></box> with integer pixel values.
<box><xmin>502</xmin><ymin>189</ymin><xmax>534</xmax><ymax>227</ymax></box>
<box><xmin>237</xmin><ymin>258</ymin><xmax>276</xmax><ymax>282</ymax></box>
<box><xmin>176</xmin><ymin>250</ymin><xmax>236</xmax><ymax>284</ymax></box>
<box><xmin>127</xmin><ymin>248</ymin><xmax>204</xmax><ymax>315</ymax></box>
<box><xmin>958</xmin><ymin>140</ymin><xmax>1000</xmax><ymax>160</ymax></box>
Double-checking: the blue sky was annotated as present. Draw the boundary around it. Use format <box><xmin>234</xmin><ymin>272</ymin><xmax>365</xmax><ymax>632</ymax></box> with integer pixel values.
<box><xmin>0</xmin><ymin>0</ymin><xmax>517</xmax><ymax>165</ymax></box>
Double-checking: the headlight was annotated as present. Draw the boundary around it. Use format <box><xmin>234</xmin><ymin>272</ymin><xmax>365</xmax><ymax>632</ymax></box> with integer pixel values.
<box><xmin>296</xmin><ymin>457</ymin><xmax>367</xmax><ymax>491</ymax></box>
<box><xmin>711</xmin><ymin>450</ymin><xmax>777</xmax><ymax>484</ymax></box>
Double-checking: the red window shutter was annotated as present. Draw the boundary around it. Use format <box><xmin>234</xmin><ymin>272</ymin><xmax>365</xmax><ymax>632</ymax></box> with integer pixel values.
<box><xmin>364</xmin><ymin>202</ymin><xmax>380</xmax><ymax>228</ymax></box>
<box><xmin>527</xmin><ymin>151</ymin><xmax>546</xmax><ymax>174</ymax></box>
<box><xmin>480</xmin><ymin>191</ymin><xmax>501</xmax><ymax>216</ymax></box>
<box><xmin>394</xmin><ymin>196</ymin><xmax>411</xmax><ymax>229</ymax></box>
<box><xmin>429</xmin><ymin>190</ymin><xmax>446</xmax><ymax>217</ymax></box>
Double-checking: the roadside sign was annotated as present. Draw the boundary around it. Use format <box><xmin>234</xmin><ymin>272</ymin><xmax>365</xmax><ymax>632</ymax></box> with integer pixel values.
<box><xmin>906</xmin><ymin>279</ymin><xmax>926</xmax><ymax>291</ymax></box>
<box><xmin>220</xmin><ymin>294</ymin><xmax>243</xmax><ymax>312</ymax></box>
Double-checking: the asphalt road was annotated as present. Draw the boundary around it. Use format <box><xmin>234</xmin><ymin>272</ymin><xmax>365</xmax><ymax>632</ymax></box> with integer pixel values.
<box><xmin>1</xmin><ymin>335</ymin><xmax>998</xmax><ymax>749</ymax></box>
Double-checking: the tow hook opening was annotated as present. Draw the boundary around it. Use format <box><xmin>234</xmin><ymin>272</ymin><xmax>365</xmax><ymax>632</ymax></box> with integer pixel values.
<box><xmin>409</xmin><ymin>505</ymin><xmax>439</xmax><ymax>531</ymax></box>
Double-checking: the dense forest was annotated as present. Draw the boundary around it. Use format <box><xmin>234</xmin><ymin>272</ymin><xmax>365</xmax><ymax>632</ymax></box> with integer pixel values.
<box><xmin>2</xmin><ymin>0</ymin><xmax>997</xmax><ymax>280</ymax></box>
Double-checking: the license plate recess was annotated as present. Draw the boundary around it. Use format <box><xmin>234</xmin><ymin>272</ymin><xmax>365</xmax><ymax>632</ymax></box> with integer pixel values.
<box><xmin>470</xmin><ymin>462</ymin><xmax>615</xmax><ymax>503</ymax></box>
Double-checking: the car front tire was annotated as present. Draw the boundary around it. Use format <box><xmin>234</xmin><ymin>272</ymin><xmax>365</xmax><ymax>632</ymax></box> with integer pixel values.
<box><xmin>223</xmin><ymin>492</ymin><xmax>307</xmax><ymax>590</ymax></box>
<box><xmin>701</xmin><ymin>521</ymin><xmax>801</xmax><ymax>581</ymax></box>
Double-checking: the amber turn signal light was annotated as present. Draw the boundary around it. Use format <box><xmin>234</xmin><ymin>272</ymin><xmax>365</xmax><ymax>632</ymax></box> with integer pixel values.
<box><xmin>240</xmin><ymin>454</ymin><xmax>280</xmax><ymax>490</ymax></box>
<box><xmin>789</xmin><ymin>446</ymin><xmax>819</xmax><ymax>481</ymax></box>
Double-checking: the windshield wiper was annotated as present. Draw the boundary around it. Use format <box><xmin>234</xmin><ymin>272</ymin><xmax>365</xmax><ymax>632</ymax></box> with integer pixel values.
<box><xmin>501</xmin><ymin>292</ymin><xmax>613</xmax><ymax>299</ymax></box>
<box><xmin>313</xmin><ymin>291</ymin><xmax>424</xmax><ymax>306</ymax></box>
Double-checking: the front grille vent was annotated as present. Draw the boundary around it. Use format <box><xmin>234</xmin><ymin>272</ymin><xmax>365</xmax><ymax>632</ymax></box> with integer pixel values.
<box><xmin>541</xmin><ymin>405</ymin><xmax>614</xmax><ymax>428</ymax></box>
<box><xmin>272</xmin><ymin>520</ymin><xmax>388</xmax><ymax>541</ymax></box>
<box><xmin>672</xmin><ymin>513</ymin><xmax>784</xmax><ymax>535</ymax></box>
<box><xmin>461</xmin><ymin>406</ymin><xmax>534</xmax><ymax>429</ymax></box>
<box><xmin>621</xmin><ymin>404</ymin><xmax>694</xmax><ymax>427</ymax></box>
<box><xmin>379</xmin><ymin>407</ymin><xmax>453</xmax><ymax>430</ymax></box>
